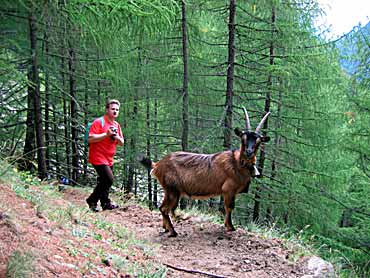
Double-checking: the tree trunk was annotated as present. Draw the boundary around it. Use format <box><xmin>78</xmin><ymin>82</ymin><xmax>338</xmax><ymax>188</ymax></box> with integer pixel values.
<box><xmin>126</xmin><ymin>110</ymin><xmax>136</xmax><ymax>194</ymax></box>
<box><xmin>19</xmin><ymin>70</ymin><xmax>36</xmax><ymax>172</ymax></box>
<box><xmin>181</xmin><ymin>0</ymin><xmax>189</xmax><ymax>152</ymax></box>
<box><xmin>52</xmin><ymin>103</ymin><xmax>60</xmax><ymax>177</ymax></box>
<box><xmin>59</xmin><ymin>19</ymin><xmax>71</xmax><ymax>180</ymax></box>
<box><xmin>219</xmin><ymin>0</ymin><xmax>237</xmax><ymax>212</ymax></box>
<box><xmin>126</xmin><ymin>46</ymin><xmax>141</xmax><ymax>194</ymax></box>
<box><xmin>253</xmin><ymin>6</ymin><xmax>275</xmax><ymax>222</ymax></box>
<box><xmin>29</xmin><ymin>11</ymin><xmax>47</xmax><ymax>180</ymax></box>
<box><xmin>83</xmin><ymin>55</ymin><xmax>89</xmax><ymax>179</ymax></box>
<box><xmin>153</xmin><ymin>99</ymin><xmax>158</xmax><ymax>208</ymax></box>
<box><xmin>180</xmin><ymin>0</ymin><xmax>190</xmax><ymax>210</ymax></box>
<box><xmin>146</xmin><ymin>88</ymin><xmax>153</xmax><ymax>208</ymax></box>
<box><xmin>267</xmin><ymin>80</ymin><xmax>283</xmax><ymax>221</ymax></box>
<box><xmin>339</xmin><ymin>208</ymin><xmax>355</xmax><ymax>227</ymax></box>
<box><xmin>223</xmin><ymin>0</ymin><xmax>236</xmax><ymax>150</ymax></box>
<box><xmin>69</xmin><ymin>44</ymin><xmax>79</xmax><ymax>184</ymax></box>
<box><xmin>97</xmin><ymin>50</ymin><xmax>102</xmax><ymax>106</ymax></box>
<box><xmin>44</xmin><ymin>24</ymin><xmax>51</xmax><ymax>175</ymax></box>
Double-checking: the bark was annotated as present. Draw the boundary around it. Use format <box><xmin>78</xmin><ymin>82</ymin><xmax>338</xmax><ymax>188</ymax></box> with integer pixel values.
<box><xmin>339</xmin><ymin>209</ymin><xmax>355</xmax><ymax>227</ymax></box>
<box><xmin>83</xmin><ymin>55</ymin><xmax>89</xmax><ymax>178</ymax></box>
<box><xmin>181</xmin><ymin>0</ymin><xmax>189</xmax><ymax>152</ymax></box>
<box><xmin>146</xmin><ymin>88</ymin><xmax>153</xmax><ymax>207</ymax></box>
<box><xmin>97</xmin><ymin>50</ymin><xmax>102</xmax><ymax>106</ymax></box>
<box><xmin>29</xmin><ymin>11</ymin><xmax>47</xmax><ymax>180</ymax></box>
<box><xmin>63</xmin><ymin>72</ymin><xmax>71</xmax><ymax>178</ymax></box>
<box><xmin>153</xmin><ymin>99</ymin><xmax>158</xmax><ymax>208</ymax></box>
<box><xmin>59</xmin><ymin>17</ymin><xmax>71</xmax><ymax>179</ymax></box>
<box><xmin>180</xmin><ymin>0</ymin><xmax>190</xmax><ymax>210</ymax></box>
<box><xmin>19</xmin><ymin>71</ymin><xmax>36</xmax><ymax>172</ymax></box>
<box><xmin>52</xmin><ymin>104</ymin><xmax>60</xmax><ymax>177</ymax></box>
<box><xmin>126</xmin><ymin>46</ymin><xmax>141</xmax><ymax>194</ymax></box>
<box><xmin>219</xmin><ymin>0</ymin><xmax>237</xmax><ymax>213</ymax></box>
<box><xmin>267</xmin><ymin>87</ymin><xmax>282</xmax><ymax>220</ymax></box>
<box><xmin>44</xmin><ymin>22</ymin><xmax>51</xmax><ymax>173</ymax></box>
<box><xmin>253</xmin><ymin>6</ymin><xmax>275</xmax><ymax>222</ymax></box>
<box><xmin>223</xmin><ymin>0</ymin><xmax>236</xmax><ymax>149</ymax></box>
<box><xmin>69</xmin><ymin>44</ymin><xmax>79</xmax><ymax>184</ymax></box>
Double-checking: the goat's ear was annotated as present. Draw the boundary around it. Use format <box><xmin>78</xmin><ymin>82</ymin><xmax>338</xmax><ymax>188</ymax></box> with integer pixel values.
<box><xmin>234</xmin><ymin>128</ymin><xmax>243</xmax><ymax>137</ymax></box>
<box><xmin>261</xmin><ymin>136</ymin><xmax>270</xmax><ymax>142</ymax></box>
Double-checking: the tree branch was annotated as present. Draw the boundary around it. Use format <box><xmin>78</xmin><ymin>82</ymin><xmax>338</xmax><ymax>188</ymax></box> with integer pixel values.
<box><xmin>163</xmin><ymin>263</ymin><xmax>227</xmax><ymax>278</ymax></box>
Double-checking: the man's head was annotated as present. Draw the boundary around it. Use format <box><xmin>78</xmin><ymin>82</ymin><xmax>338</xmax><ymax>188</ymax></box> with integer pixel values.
<box><xmin>106</xmin><ymin>99</ymin><xmax>120</xmax><ymax>119</ymax></box>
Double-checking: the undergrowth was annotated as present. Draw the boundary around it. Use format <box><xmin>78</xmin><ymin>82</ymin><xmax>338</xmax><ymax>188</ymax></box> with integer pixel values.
<box><xmin>0</xmin><ymin>163</ymin><xmax>166</xmax><ymax>277</ymax></box>
<box><xmin>2</xmin><ymin>162</ymin><xmax>367</xmax><ymax>277</ymax></box>
<box><xmin>6</xmin><ymin>250</ymin><xmax>35</xmax><ymax>278</ymax></box>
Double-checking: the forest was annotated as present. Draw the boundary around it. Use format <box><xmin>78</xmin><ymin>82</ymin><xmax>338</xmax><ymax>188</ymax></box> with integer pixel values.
<box><xmin>1</xmin><ymin>0</ymin><xmax>369</xmax><ymax>277</ymax></box>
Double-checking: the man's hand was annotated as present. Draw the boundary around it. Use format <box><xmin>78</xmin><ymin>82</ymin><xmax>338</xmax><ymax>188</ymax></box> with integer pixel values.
<box><xmin>114</xmin><ymin>134</ymin><xmax>124</xmax><ymax>146</ymax></box>
<box><xmin>108</xmin><ymin>126</ymin><xmax>117</xmax><ymax>140</ymax></box>
<box><xmin>105</xmin><ymin>129</ymin><xmax>113</xmax><ymax>139</ymax></box>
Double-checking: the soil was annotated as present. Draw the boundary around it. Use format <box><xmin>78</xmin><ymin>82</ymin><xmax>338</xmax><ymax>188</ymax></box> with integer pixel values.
<box><xmin>0</xmin><ymin>182</ymin><xmax>314</xmax><ymax>278</ymax></box>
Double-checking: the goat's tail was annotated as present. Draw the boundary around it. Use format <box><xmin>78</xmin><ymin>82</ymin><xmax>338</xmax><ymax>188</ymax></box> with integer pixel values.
<box><xmin>138</xmin><ymin>155</ymin><xmax>153</xmax><ymax>170</ymax></box>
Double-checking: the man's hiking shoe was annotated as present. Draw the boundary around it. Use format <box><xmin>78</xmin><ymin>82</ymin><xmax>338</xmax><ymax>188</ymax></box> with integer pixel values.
<box><xmin>89</xmin><ymin>206</ymin><xmax>100</xmax><ymax>212</ymax></box>
<box><xmin>86</xmin><ymin>198</ymin><xmax>99</xmax><ymax>212</ymax></box>
<box><xmin>102</xmin><ymin>203</ymin><xmax>119</xmax><ymax>211</ymax></box>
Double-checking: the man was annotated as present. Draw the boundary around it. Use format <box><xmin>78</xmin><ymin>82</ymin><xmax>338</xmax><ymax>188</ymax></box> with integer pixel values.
<box><xmin>86</xmin><ymin>99</ymin><xmax>124</xmax><ymax>212</ymax></box>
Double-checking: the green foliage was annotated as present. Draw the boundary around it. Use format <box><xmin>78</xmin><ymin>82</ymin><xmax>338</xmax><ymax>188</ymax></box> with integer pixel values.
<box><xmin>6</xmin><ymin>250</ymin><xmax>35</xmax><ymax>278</ymax></box>
<box><xmin>66</xmin><ymin>0</ymin><xmax>179</xmax><ymax>39</ymax></box>
<box><xmin>0</xmin><ymin>161</ymin><xmax>166</xmax><ymax>276</ymax></box>
<box><xmin>1</xmin><ymin>0</ymin><xmax>369</xmax><ymax>275</ymax></box>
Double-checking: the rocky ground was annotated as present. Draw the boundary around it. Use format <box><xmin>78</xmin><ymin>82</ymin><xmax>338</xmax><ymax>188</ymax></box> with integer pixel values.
<box><xmin>0</xmin><ymin>181</ymin><xmax>319</xmax><ymax>277</ymax></box>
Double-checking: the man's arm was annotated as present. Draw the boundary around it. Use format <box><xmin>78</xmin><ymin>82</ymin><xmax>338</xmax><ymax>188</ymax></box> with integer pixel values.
<box><xmin>88</xmin><ymin>133</ymin><xmax>108</xmax><ymax>143</ymax></box>
<box><xmin>88</xmin><ymin>128</ymin><xmax>114</xmax><ymax>144</ymax></box>
<box><xmin>115</xmin><ymin>136</ymin><xmax>124</xmax><ymax>146</ymax></box>
<box><xmin>115</xmin><ymin>124</ymin><xmax>124</xmax><ymax>146</ymax></box>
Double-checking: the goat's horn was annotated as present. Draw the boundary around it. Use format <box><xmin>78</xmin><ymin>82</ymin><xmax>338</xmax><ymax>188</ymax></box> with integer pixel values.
<box><xmin>243</xmin><ymin>107</ymin><xmax>251</xmax><ymax>131</ymax></box>
<box><xmin>255</xmin><ymin>111</ymin><xmax>271</xmax><ymax>133</ymax></box>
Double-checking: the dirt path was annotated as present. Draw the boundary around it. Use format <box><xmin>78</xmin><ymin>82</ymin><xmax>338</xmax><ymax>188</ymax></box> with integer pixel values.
<box><xmin>0</xmin><ymin>183</ymin><xmax>313</xmax><ymax>277</ymax></box>
<box><xmin>63</xmin><ymin>188</ymin><xmax>310</xmax><ymax>278</ymax></box>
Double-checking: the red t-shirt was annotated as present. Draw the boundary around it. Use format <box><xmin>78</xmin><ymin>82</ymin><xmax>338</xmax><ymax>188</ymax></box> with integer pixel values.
<box><xmin>88</xmin><ymin>115</ymin><xmax>123</xmax><ymax>166</ymax></box>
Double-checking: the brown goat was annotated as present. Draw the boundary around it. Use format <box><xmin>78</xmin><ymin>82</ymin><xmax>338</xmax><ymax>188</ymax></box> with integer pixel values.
<box><xmin>140</xmin><ymin>108</ymin><xmax>271</xmax><ymax>237</ymax></box>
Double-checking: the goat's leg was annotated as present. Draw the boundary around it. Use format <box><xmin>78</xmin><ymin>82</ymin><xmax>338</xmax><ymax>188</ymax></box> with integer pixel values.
<box><xmin>241</xmin><ymin>180</ymin><xmax>251</xmax><ymax>193</ymax></box>
<box><xmin>159</xmin><ymin>192</ymin><xmax>178</xmax><ymax>237</ymax></box>
<box><xmin>169</xmin><ymin>190</ymin><xmax>180</xmax><ymax>223</ymax></box>
<box><xmin>223</xmin><ymin>193</ymin><xmax>236</xmax><ymax>231</ymax></box>
<box><xmin>165</xmin><ymin>190</ymin><xmax>180</xmax><ymax>237</ymax></box>
<box><xmin>159</xmin><ymin>194</ymin><xmax>171</xmax><ymax>233</ymax></box>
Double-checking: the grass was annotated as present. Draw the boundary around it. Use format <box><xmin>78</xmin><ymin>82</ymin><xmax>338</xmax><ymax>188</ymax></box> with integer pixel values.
<box><xmin>0</xmin><ymin>163</ymin><xmax>165</xmax><ymax>277</ymax></box>
<box><xmin>6</xmin><ymin>250</ymin><xmax>35</xmax><ymax>278</ymax></box>
<box><xmin>3</xmin><ymin>162</ymin><xmax>364</xmax><ymax>277</ymax></box>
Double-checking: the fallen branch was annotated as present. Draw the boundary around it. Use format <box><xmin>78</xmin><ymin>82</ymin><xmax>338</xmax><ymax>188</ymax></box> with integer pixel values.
<box><xmin>163</xmin><ymin>262</ymin><xmax>227</xmax><ymax>278</ymax></box>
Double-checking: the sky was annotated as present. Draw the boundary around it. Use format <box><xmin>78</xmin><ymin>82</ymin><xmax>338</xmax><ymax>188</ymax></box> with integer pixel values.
<box><xmin>316</xmin><ymin>0</ymin><xmax>370</xmax><ymax>39</ymax></box>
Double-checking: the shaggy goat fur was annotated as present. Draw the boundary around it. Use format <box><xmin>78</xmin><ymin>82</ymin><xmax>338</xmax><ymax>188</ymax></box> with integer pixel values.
<box><xmin>140</xmin><ymin>109</ymin><xmax>270</xmax><ymax>237</ymax></box>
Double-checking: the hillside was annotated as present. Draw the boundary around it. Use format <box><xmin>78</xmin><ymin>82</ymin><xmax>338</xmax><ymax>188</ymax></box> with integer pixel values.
<box><xmin>0</xmin><ymin>176</ymin><xmax>332</xmax><ymax>278</ymax></box>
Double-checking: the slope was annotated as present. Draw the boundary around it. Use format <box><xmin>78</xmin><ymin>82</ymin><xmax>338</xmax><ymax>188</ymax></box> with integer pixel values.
<box><xmin>0</xmin><ymin>176</ymin><xmax>324</xmax><ymax>278</ymax></box>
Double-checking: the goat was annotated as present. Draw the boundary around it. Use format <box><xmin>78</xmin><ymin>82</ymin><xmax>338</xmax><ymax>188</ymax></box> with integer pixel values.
<box><xmin>139</xmin><ymin>108</ymin><xmax>271</xmax><ymax>237</ymax></box>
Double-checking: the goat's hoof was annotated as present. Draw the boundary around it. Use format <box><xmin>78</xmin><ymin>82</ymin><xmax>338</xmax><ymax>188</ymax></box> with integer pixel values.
<box><xmin>226</xmin><ymin>227</ymin><xmax>236</xmax><ymax>232</ymax></box>
<box><xmin>159</xmin><ymin>229</ymin><xmax>169</xmax><ymax>236</ymax></box>
<box><xmin>168</xmin><ymin>231</ymin><xmax>178</xmax><ymax>237</ymax></box>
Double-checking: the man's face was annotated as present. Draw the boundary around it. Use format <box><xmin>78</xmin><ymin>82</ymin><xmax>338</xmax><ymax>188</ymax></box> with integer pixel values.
<box><xmin>107</xmin><ymin>103</ymin><xmax>120</xmax><ymax>119</ymax></box>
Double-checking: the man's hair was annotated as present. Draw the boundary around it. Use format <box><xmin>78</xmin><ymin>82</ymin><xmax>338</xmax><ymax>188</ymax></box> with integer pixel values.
<box><xmin>106</xmin><ymin>99</ymin><xmax>120</xmax><ymax>109</ymax></box>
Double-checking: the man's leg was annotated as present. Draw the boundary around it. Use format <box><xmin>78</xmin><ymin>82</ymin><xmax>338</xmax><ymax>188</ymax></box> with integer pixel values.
<box><xmin>93</xmin><ymin>165</ymin><xmax>118</xmax><ymax>210</ymax></box>
<box><xmin>86</xmin><ymin>173</ymin><xmax>103</xmax><ymax>212</ymax></box>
